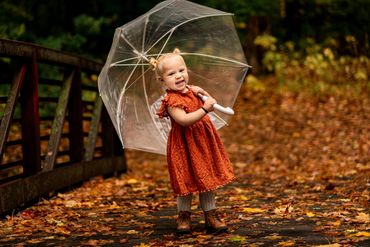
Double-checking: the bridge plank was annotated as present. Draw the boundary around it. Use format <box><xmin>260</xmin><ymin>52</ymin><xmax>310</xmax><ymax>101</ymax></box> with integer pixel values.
<box><xmin>0</xmin><ymin>39</ymin><xmax>102</xmax><ymax>72</ymax></box>
<box><xmin>0</xmin><ymin>64</ymin><xmax>26</xmax><ymax>161</ymax></box>
<box><xmin>43</xmin><ymin>70</ymin><xmax>75</xmax><ymax>172</ymax></box>
<box><xmin>84</xmin><ymin>96</ymin><xmax>103</xmax><ymax>161</ymax></box>
<box><xmin>0</xmin><ymin>157</ymin><xmax>126</xmax><ymax>215</ymax></box>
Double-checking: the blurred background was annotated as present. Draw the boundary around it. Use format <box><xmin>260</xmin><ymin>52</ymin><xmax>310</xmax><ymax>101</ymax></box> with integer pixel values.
<box><xmin>0</xmin><ymin>0</ymin><xmax>369</xmax><ymax>97</ymax></box>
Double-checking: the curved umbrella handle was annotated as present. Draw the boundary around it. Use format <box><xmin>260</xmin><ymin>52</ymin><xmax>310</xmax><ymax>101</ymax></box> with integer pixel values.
<box><xmin>198</xmin><ymin>94</ymin><xmax>235</xmax><ymax>115</ymax></box>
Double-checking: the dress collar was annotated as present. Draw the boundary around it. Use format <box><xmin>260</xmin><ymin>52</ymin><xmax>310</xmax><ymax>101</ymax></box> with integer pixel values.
<box><xmin>166</xmin><ymin>88</ymin><xmax>191</xmax><ymax>95</ymax></box>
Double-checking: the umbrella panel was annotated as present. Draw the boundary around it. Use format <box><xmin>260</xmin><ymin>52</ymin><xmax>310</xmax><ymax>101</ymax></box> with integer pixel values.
<box><xmin>99</xmin><ymin>0</ymin><xmax>249</xmax><ymax>155</ymax></box>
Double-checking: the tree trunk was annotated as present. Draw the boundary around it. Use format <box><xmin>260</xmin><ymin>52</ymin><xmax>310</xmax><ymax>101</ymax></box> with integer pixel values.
<box><xmin>243</xmin><ymin>16</ymin><xmax>271</xmax><ymax>75</ymax></box>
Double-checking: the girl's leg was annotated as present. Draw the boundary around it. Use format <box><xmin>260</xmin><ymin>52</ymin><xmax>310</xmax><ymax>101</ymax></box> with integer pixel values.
<box><xmin>199</xmin><ymin>191</ymin><xmax>227</xmax><ymax>233</ymax></box>
<box><xmin>199</xmin><ymin>191</ymin><xmax>216</xmax><ymax>212</ymax></box>
<box><xmin>177</xmin><ymin>194</ymin><xmax>192</xmax><ymax>212</ymax></box>
<box><xmin>176</xmin><ymin>194</ymin><xmax>192</xmax><ymax>233</ymax></box>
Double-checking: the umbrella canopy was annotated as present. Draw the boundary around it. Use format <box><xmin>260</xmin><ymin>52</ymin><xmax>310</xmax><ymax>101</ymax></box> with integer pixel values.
<box><xmin>98</xmin><ymin>0</ymin><xmax>250</xmax><ymax>155</ymax></box>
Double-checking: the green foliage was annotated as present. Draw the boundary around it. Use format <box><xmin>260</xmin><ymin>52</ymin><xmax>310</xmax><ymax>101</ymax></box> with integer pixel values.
<box><xmin>198</xmin><ymin>0</ymin><xmax>279</xmax><ymax>17</ymax></box>
<box><xmin>258</xmin><ymin>35</ymin><xmax>370</xmax><ymax>97</ymax></box>
<box><xmin>254</xmin><ymin>35</ymin><xmax>278</xmax><ymax>50</ymax></box>
<box><xmin>1</xmin><ymin>0</ymin><xmax>369</xmax><ymax>59</ymax></box>
<box><xmin>37</xmin><ymin>34</ymin><xmax>86</xmax><ymax>52</ymax></box>
<box><xmin>0</xmin><ymin>0</ymin><xmax>369</xmax><ymax>99</ymax></box>
<box><xmin>74</xmin><ymin>15</ymin><xmax>108</xmax><ymax>35</ymax></box>
<box><xmin>245</xmin><ymin>75</ymin><xmax>266</xmax><ymax>92</ymax></box>
<box><xmin>0</xmin><ymin>1</ymin><xmax>31</xmax><ymax>39</ymax></box>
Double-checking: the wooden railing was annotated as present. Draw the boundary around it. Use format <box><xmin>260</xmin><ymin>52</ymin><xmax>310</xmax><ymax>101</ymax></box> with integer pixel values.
<box><xmin>0</xmin><ymin>39</ymin><xmax>125</xmax><ymax>215</ymax></box>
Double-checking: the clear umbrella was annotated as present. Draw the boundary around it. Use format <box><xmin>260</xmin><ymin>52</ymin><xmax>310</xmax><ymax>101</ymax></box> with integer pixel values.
<box><xmin>98</xmin><ymin>0</ymin><xmax>251</xmax><ymax>155</ymax></box>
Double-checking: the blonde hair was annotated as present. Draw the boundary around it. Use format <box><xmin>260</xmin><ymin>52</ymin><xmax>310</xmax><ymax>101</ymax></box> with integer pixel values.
<box><xmin>149</xmin><ymin>48</ymin><xmax>184</xmax><ymax>78</ymax></box>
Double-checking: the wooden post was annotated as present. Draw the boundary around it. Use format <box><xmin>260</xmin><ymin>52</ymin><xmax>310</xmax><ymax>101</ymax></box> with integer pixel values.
<box><xmin>100</xmin><ymin>105</ymin><xmax>125</xmax><ymax>175</ymax></box>
<box><xmin>21</xmin><ymin>57</ymin><xmax>41</xmax><ymax>175</ymax></box>
<box><xmin>101</xmin><ymin>106</ymin><xmax>115</xmax><ymax>157</ymax></box>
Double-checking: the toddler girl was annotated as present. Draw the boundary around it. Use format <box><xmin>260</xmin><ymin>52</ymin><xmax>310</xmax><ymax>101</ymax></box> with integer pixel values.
<box><xmin>151</xmin><ymin>48</ymin><xmax>235</xmax><ymax>234</ymax></box>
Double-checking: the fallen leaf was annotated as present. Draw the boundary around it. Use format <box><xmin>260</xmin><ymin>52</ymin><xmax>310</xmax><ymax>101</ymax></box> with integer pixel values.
<box><xmin>306</xmin><ymin>212</ymin><xmax>315</xmax><ymax>217</ymax></box>
<box><xmin>235</xmin><ymin>162</ymin><xmax>247</xmax><ymax>168</ymax></box>
<box><xmin>243</xmin><ymin>208</ymin><xmax>266</xmax><ymax>214</ymax></box>
<box><xmin>127</xmin><ymin>178</ymin><xmax>139</xmax><ymax>184</ymax></box>
<box><xmin>136</xmin><ymin>243</ymin><xmax>151</xmax><ymax>247</ymax></box>
<box><xmin>274</xmin><ymin>205</ymin><xmax>294</xmax><ymax>215</ymax></box>
<box><xmin>64</xmin><ymin>200</ymin><xmax>78</xmax><ymax>208</ymax></box>
<box><xmin>354</xmin><ymin>231</ymin><xmax>370</xmax><ymax>237</ymax></box>
<box><xmin>120</xmin><ymin>238</ymin><xmax>129</xmax><ymax>244</ymax></box>
<box><xmin>228</xmin><ymin>235</ymin><xmax>247</xmax><ymax>243</ymax></box>
<box><xmin>109</xmin><ymin>201</ymin><xmax>121</xmax><ymax>210</ymax></box>
<box><xmin>239</xmin><ymin>195</ymin><xmax>250</xmax><ymax>201</ymax></box>
<box><xmin>314</xmin><ymin>244</ymin><xmax>341</xmax><ymax>247</ymax></box>
<box><xmin>127</xmin><ymin>229</ymin><xmax>139</xmax><ymax>234</ymax></box>
<box><xmin>264</xmin><ymin>233</ymin><xmax>282</xmax><ymax>240</ymax></box>
<box><xmin>355</xmin><ymin>212</ymin><xmax>369</xmax><ymax>223</ymax></box>
<box><xmin>278</xmin><ymin>240</ymin><xmax>295</xmax><ymax>246</ymax></box>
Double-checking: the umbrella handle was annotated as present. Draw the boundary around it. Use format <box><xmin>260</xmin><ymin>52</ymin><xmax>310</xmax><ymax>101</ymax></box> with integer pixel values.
<box><xmin>198</xmin><ymin>94</ymin><xmax>235</xmax><ymax>115</ymax></box>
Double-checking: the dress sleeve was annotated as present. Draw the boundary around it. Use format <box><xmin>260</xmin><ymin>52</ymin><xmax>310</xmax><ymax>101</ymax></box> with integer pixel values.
<box><xmin>156</xmin><ymin>93</ymin><xmax>189</xmax><ymax>118</ymax></box>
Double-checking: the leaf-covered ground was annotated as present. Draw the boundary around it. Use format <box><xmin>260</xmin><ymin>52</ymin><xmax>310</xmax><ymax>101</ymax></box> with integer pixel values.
<box><xmin>0</xmin><ymin>80</ymin><xmax>369</xmax><ymax>246</ymax></box>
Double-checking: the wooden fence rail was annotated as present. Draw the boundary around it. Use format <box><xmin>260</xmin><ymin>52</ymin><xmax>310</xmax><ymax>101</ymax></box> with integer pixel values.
<box><xmin>0</xmin><ymin>39</ymin><xmax>125</xmax><ymax>215</ymax></box>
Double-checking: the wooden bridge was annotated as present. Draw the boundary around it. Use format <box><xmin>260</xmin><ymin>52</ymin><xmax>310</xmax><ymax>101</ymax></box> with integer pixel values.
<box><xmin>0</xmin><ymin>39</ymin><xmax>126</xmax><ymax>215</ymax></box>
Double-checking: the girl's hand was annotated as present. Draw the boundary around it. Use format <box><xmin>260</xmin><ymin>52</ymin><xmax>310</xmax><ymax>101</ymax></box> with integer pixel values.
<box><xmin>189</xmin><ymin>85</ymin><xmax>210</xmax><ymax>96</ymax></box>
<box><xmin>203</xmin><ymin>96</ymin><xmax>216</xmax><ymax>112</ymax></box>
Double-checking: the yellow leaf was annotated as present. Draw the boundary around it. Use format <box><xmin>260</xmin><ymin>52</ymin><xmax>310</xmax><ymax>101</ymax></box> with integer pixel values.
<box><xmin>355</xmin><ymin>212</ymin><xmax>370</xmax><ymax>223</ymax></box>
<box><xmin>44</xmin><ymin>236</ymin><xmax>56</xmax><ymax>240</ymax></box>
<box><xmin>109</xmin><ymin>201</ymin><xmax>121</xmax><ymax>210</ymax></box>
<box><xmin>278</xmin><ymin>240</ymin><xmax>295</xmax><ymax>246</ymax></box>
<box><xmin>228</xmin><ymin>235</ymin><xmax>247</xmax><ymax>243</ymax></box>
<box><xmin>64</xmin><ymin>200</ymin><xmax>78</xmax><ymax>208</ymax></box>
<box><xmin>354</xmin><ymin>231</ymin><xmax>370</xmax><ymax>237</ymax></box>
<box><xmin>127</xmin><ymin>230</ymin><xmax>139</xmax><ymax>234</ymax></box>
<box><xmin>331</xmin><ymin>220</ymin><xmax>341</xmax><ymax>227</ymax></box>
<box><xmin>136</xmin><ymin>243</ymin><xmax>151</xmax><ymax>247</ymax></box>
<box><xmin>26</xmin><ymin>238</ymin><xmax>44</xmax><ymax>244</ymax></box>
<box><xmin>127</xmin><ymin>178</ymin><xmax>139</xmax><ymax>184</ymax></box>
<box><xmin>314</xmin><ymin>244</ymin><xmax>341</xmax><ymax>247</ymax></box>
<box><xmin>234</xmin><ymin>188</ymin><xmax>244</xmax><ymax>194</ymax></box>
<box><xmin>55</xmin><ymin>227</ymin><xmax>71</xmax><ymax>236</ymax></box>
<box><xmin>239</xmin><ymin>195</ymin><xmax>249</xmax><ymax>201</ymax></box>
<box><xmin>306</xmin><ymin>212</ymin><xmax>315</xmax><ymax>217</ymax></box>
<box><xmin>243</xmin><ymin>208</ymin><xmax>266</xmax><ymax>214</ymax></box>
<box><xmin>339</xmin><ymin>198</ymin><xmax>351</xmax><ymax>202</ymax></box>
<box><xmin>274</xmin><ymin>205</ymin><xmax>294</xmax><ymax>215</ymax></box>
<box><xmin>235</xmin><ymin>162</ymin><xmax>247</xmax><ymax>168</ymax></box>
<box><xmin>264</xmin><ymin>234</ymin><xmax>282</xmax><ymax>240</ymax></box>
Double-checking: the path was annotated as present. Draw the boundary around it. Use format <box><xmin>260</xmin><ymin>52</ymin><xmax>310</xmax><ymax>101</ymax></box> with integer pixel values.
<box><xmin>0</xmin><ymin>86</ymin><xmax>369</xmax><ymax>246</ymax></box>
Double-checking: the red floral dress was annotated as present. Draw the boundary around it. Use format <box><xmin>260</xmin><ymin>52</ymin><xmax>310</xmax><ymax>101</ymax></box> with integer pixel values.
<box><xmin>157</xmin><ymin>89</ymin><xmax>235</xmax><ymax>196</ymax></box>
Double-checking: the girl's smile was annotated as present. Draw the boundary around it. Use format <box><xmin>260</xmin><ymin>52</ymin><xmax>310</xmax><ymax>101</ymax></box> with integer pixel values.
<box><xmin>159</xmin><ymin>56</ymin><xmax>189</xmax><ymax>93</ymax></box>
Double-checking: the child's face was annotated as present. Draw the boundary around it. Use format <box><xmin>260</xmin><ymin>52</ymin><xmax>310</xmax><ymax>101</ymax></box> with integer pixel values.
<box><xmin>159</xmin><ymin>56</ymin><xmax>189</xmax><ymax>92</ymax></box>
